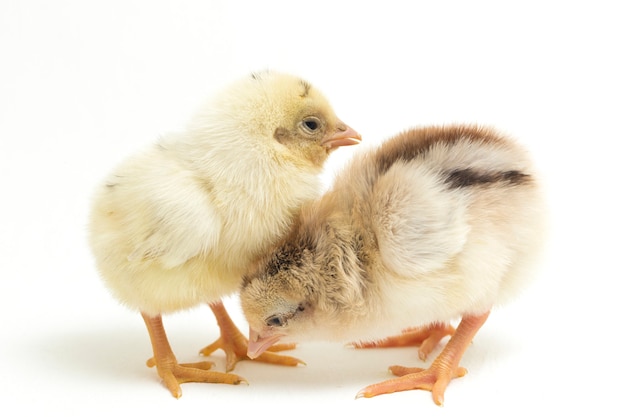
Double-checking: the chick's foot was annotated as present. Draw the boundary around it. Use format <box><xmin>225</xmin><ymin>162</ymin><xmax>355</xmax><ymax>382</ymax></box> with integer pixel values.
<box><xmin>199</xmin><ymin>301</ymin><xmax>305</xmax><ymax>372</ymax></box>
<box><xmin>142</xmin><ymin>313</ymin><xmax>245</xmax><ymax>398</ymax></box>
<box><xmin>352</xmin><ymin>322</ymin><xmax>456</xmax><ymax>360</ymax></box>
<box><xmin>356</xmin><ymin>312</ymin><xmax>490</xmax><ymax>405</ymax></box>
<box><xmin>146</xmin><ymin>357</ymin><xmax>245</xmax><ymax>398</ymax></box>
<box><xmin>356</xmin><ymin>362</ymin><xmax>467</xmax><ymax>405</ymax></box>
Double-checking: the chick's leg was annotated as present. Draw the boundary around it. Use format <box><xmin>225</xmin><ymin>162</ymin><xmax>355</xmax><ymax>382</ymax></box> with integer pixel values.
<box><xmin>199</xmin><ymin>301</ymin><xmax>304</xmax><ymax>372</ymax></box>
<box><xmin>142</xmin><ymin>312</ymin><xmax>245</xmax><ymax>398</ymax></box>
<box><xmin>357</xmin><ymin>311</ymin><xmax>490</xmax><ymax>406</ymax></box>
<box><xmin>352</xmin><ymin>322</ymin><xmax>456</xmax><ymax>360</ymax></box>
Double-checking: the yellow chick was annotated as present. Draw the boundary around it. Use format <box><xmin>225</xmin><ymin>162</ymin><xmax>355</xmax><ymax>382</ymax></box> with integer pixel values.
<box><xmin>240</xmin><ymin>125</ymin><xmax>545</xmax><ymax>405</ymax></box>
<box><xmin>88</xmin><ymin>70</ymin><xmax>361</xmax><ymax>398</ymax></box>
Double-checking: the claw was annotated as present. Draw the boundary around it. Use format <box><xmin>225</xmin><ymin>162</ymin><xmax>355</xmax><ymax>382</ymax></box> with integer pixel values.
<box><xmin>202</xmin><ymin>301</ymin><xmax>304</xmax><ymax>372</ymax></box>
<box><xmin>354</xmin><ymin>312</ymin><xmax>490</xmax><ymax>405</ymax></box>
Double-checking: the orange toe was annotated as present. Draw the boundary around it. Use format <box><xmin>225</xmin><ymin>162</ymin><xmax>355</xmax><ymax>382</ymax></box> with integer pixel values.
<box><xmin>141</xmin><ymin>312</ymin><xmax>245</xmax><ymax>398</ymax></box>
<box><xmin>202</xmin><ymin>302</ymin><xmax>304</xmax><ymax>372</ymax></box>
<box><xmin>151</xmin><ymin>360</ymin><xmax>245</xmax><ymax>398</ymax></box>
<box><xmin>357</xmin><ymin>362</ymin><xmax>465</xmax><ymax>405</ymax></box>
<box><xmin>352</xmin><ymin>322</ymin><xmax>455</xmax><ymax>361</ymax></box>
<box><xmin>356</xmin><ymin>312</ymin><xmax>490</xmax><ymax>405</ymax></box>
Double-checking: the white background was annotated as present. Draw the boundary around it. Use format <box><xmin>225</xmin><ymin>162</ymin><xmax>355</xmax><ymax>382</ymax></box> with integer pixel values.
<box><xmin>1</xmin><ymin>1</ymin><xmax>624</xmax><ymax>415</ymax></box>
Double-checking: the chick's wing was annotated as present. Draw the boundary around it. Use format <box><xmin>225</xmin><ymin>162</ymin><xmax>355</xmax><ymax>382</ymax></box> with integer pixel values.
<box><xmin>126</xmin><ymin>198</ymin><xmax>222</xmax><ymax>269</ymax></box>
<box><xmin>105</xmin><ymin>152</ymin><xmax>223</xmax><ymax>270</ymax></box>
<box><xmin>370</xmin><ymin>163</ymin><xmax>469</xmax><ymax>277</ymax></box>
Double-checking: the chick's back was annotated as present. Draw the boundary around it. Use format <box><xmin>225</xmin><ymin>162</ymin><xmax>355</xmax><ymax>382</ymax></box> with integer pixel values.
<box><xmin>333</xmin><ymin>125</ymin><xmax>546</xmax><ymax>324</ymax></box>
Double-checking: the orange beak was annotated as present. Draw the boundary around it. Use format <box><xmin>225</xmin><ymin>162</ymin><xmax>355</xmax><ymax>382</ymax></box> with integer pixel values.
<box><xmin>321</xmin><ymin>122</ymin><xmax>362</xmax><ymax>149</ymax></box>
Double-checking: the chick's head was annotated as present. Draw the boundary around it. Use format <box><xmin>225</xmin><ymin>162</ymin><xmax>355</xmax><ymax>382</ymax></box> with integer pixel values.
<box><xmin>196</xmin><ymin>70</ymin><xmax>361</xmax><ymax>168</ymax></box>
<box><xmin>241</xmin><ymin>240</ymin><xmax>321</xmax><ymax>359</ymax></box>
<box><xmin>241</xmin><ymin>205</ymin><xmax>367</xmax><ymax>359</ymax></box>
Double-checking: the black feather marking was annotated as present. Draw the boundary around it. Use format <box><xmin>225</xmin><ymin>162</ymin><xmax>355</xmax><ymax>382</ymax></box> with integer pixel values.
<box><xmin>372</xmin><ymin>127</ymin><xmax>469</xmax><ymax>176</ymax></box>
<box><xmin>264</xmin><ymin>244</ymin><xmax>304</xmax><ymax>277</ymax></box>
<box><xmin>444</xmin><ymin>168</ymin><xmax>530</xmax><ymax>188</ymax></box>
<box><xmin>374</xmin><ymin>140</ymin><xmax>432</xmax><ymax>176</ymax></box>
<box><xmin>299</xmin><ymin>80</ymin><xmax>311</xmax><ymax>98</ymax></box>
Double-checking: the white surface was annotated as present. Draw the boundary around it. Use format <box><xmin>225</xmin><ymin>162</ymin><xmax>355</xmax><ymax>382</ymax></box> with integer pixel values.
<box><xmin>1</xmin><ymin>1</ymin><xmax>623</xmax><ymax>415</ymax></box>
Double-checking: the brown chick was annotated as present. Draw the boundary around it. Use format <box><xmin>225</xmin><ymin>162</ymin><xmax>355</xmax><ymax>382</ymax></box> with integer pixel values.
<box><xmin>240</xmin><ymin>125</ymin><xmax>546</xmax><ymax>405</ymax></box>
<box><xmin>88</xmin><ymin>70</ymin><xmax>361</xmax><ymax>398</ymax></box>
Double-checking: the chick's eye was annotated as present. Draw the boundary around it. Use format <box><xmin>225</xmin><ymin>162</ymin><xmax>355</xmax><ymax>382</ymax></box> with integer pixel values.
<box><xmin>304</xmin><ymin>120</ymin><xmax>318</xmax><ymax>130</ymax></box>
<box><xmin>265</xmin><ymin>314</ymin><xmax>287</xmax><ymax>327</ymax></box>
<box><xmin>301</xmin><ymin>117</ymin><xmax>321</xmax><ymax>133</ymax></box>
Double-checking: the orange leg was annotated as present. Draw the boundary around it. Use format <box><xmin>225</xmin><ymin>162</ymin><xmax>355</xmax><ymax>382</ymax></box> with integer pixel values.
<box><xmin>357</xmin><ymin>311</ymin><xmax>490</xmax><ymax>406</ymax></box>
<box><xmin>198</xmin><ymin>301</ymin><xmax>305</xmax><ymax>372</ymax></box>
<box><xmin>141</xmin><ymin>312</ymin><xmax>245</xmax><ymax>398</ymax></box>
<box><xmin>352</xmin><ymin>322</ymin><xmax>456</xmax><ymax>360</ymax></box>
